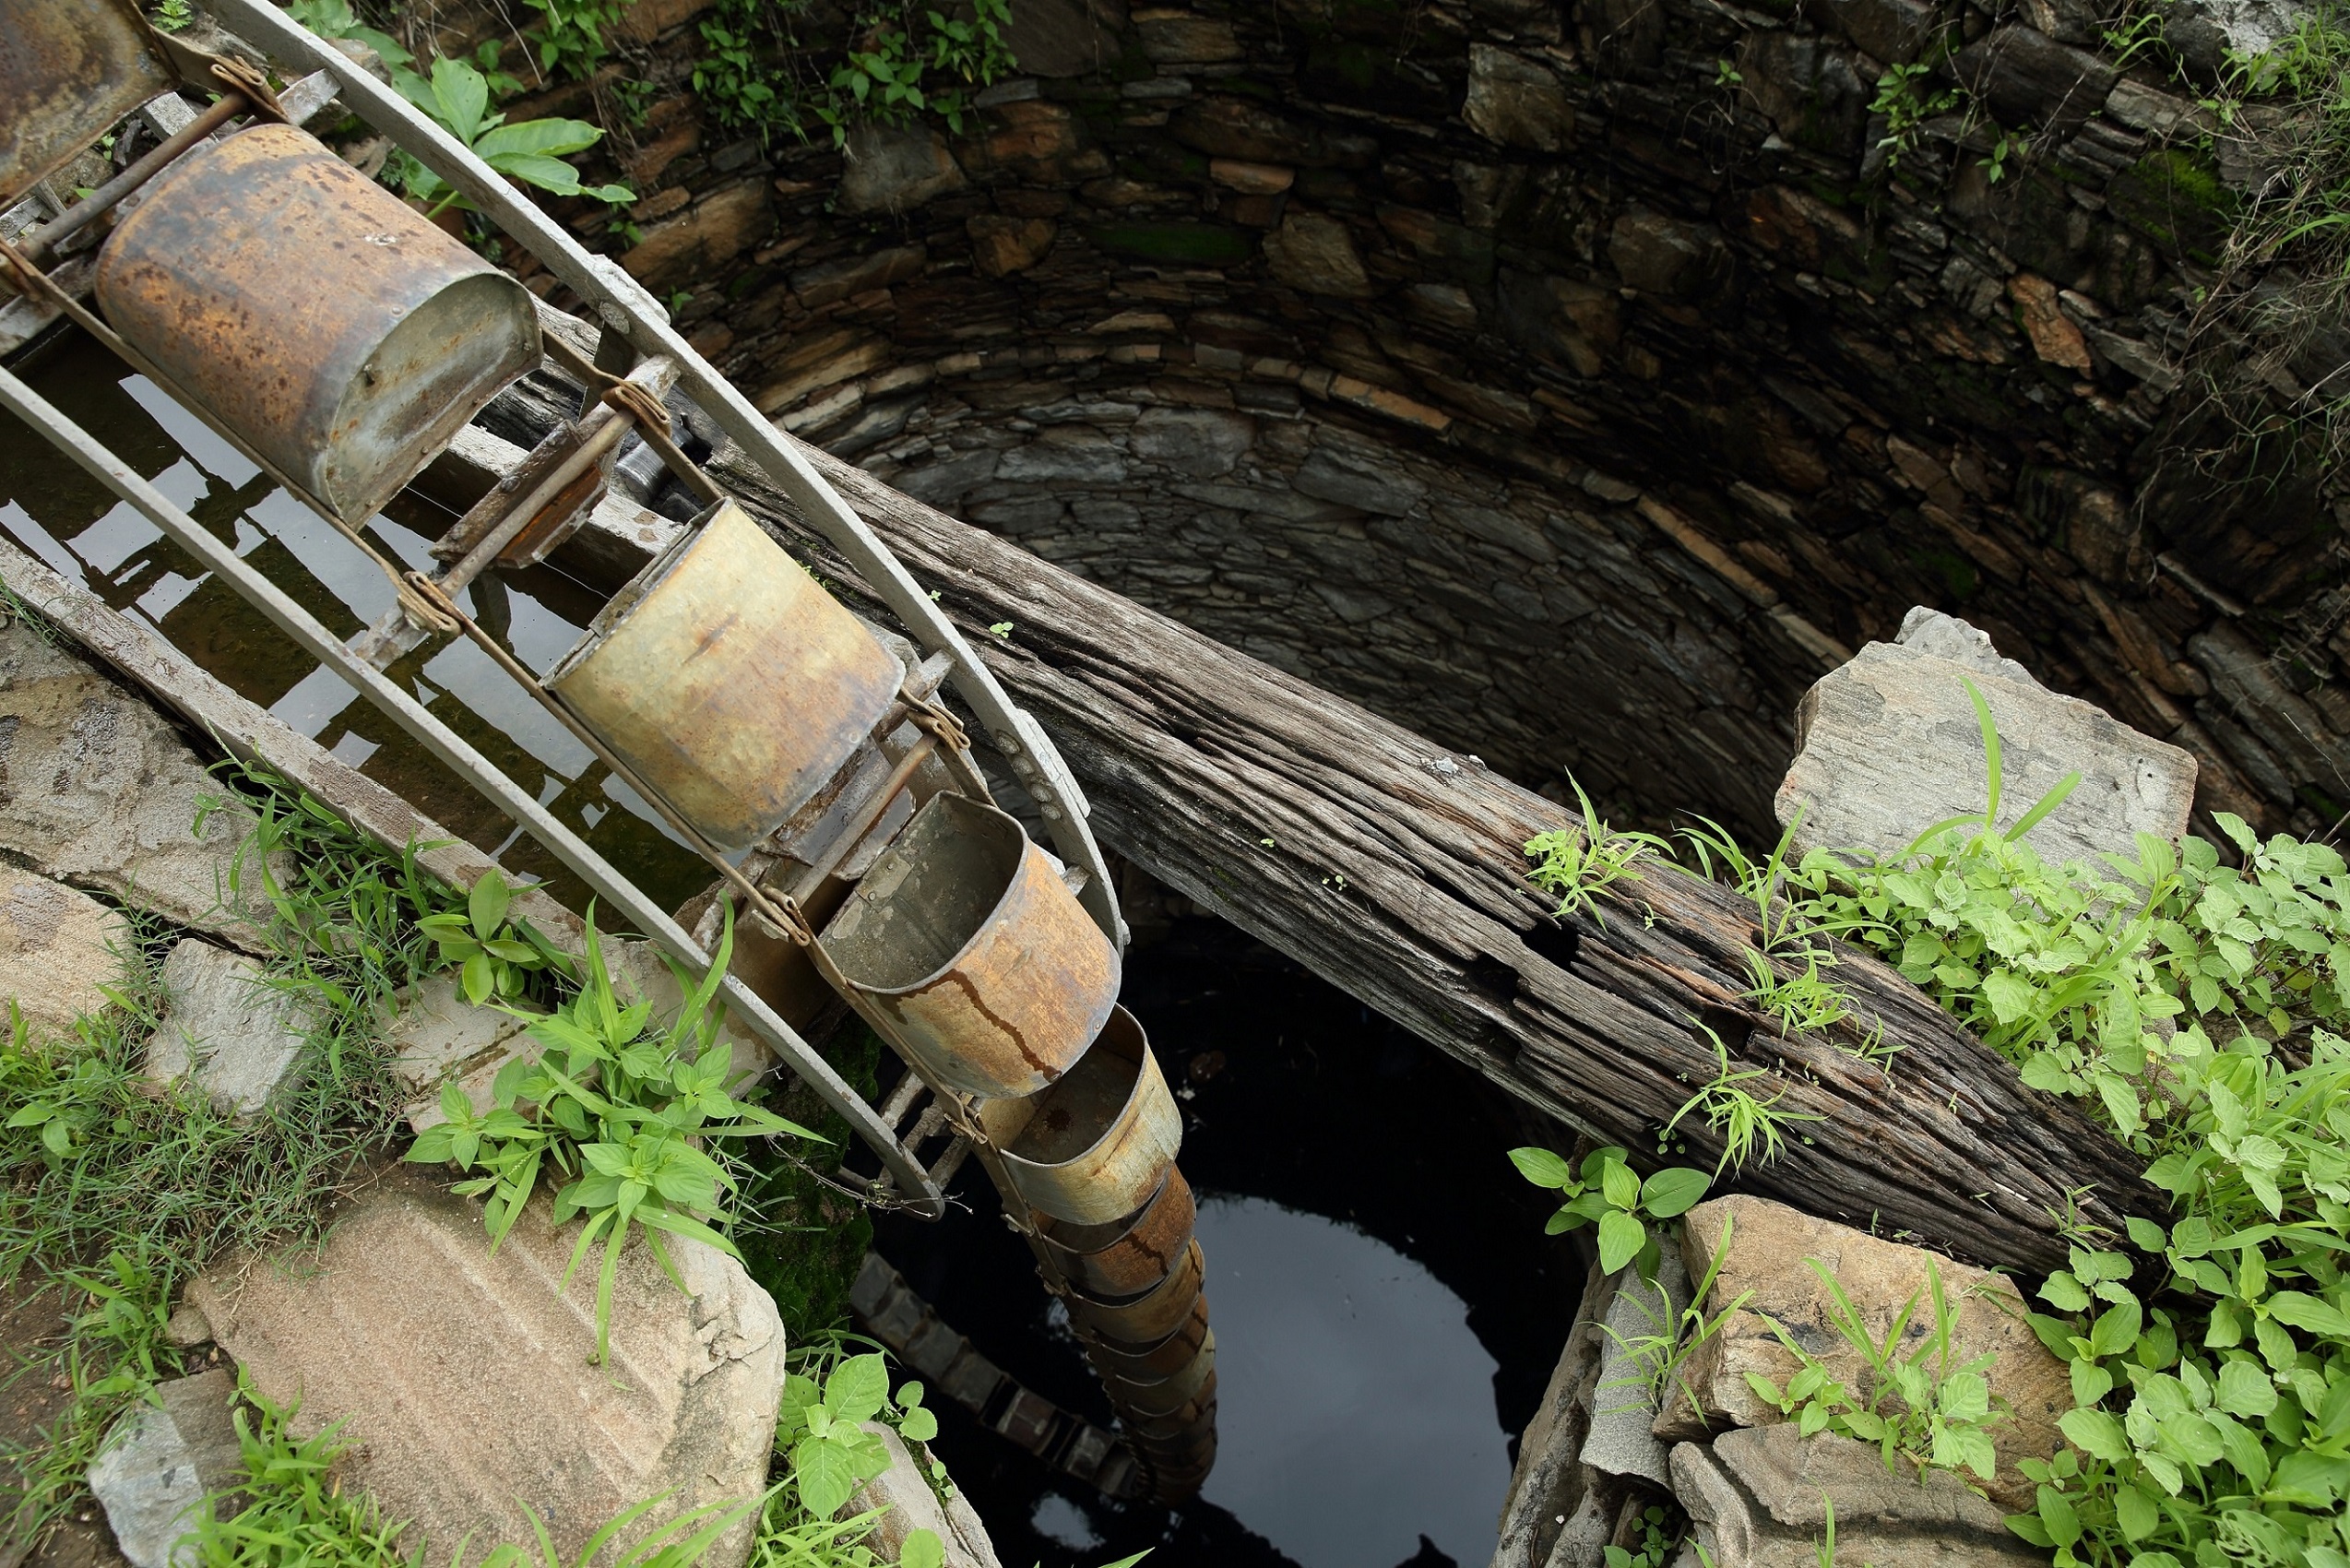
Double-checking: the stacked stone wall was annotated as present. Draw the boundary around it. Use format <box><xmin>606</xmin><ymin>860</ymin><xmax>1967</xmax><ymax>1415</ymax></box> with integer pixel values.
<box><xmin>409</xmin><ymin>0</ymin><xmax>2344</xmax><ymax>838</ymax></box>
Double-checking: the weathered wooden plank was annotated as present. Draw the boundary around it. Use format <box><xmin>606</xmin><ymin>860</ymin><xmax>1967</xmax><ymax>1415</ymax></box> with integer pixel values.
<box><xmin>699</xmin><ymin>440</ymin><xmax>2160</xmax><ymax>1273</ymax></box>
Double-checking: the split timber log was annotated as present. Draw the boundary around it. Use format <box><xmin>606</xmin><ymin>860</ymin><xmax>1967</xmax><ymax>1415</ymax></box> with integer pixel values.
<box><xmin>702</xmin><ymin>442</ymin><xmax>2161</xmax><ymax>1276</ymax></box>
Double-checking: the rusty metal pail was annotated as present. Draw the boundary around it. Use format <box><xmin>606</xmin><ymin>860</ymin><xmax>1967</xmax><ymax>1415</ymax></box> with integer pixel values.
<box><xmin>991</xmin><ymin>1009</ymin><xmax>1179</xmax><ymax>1224</ymax></box>
<box><xmin>821</xmin><ymin>794</ymin><xmax>1121</xmax><ymax>1099</ymax></box>
<box><xmin>547</xmin><ymin>499</ymin><xmax>900</xmax><ymax>850</ymax></box>
<box><xmin>1</xmin><ymin>0</ymin><xmax>175</xmax><ymax>202</ymax></box>
<box><xmin>1086</xmin><ymin>1295</ymin><xmax>1209</xmax><ymax>1381</ymax></box>
<box><xmin>1070</xmin><ymin>1239</ymin><xmax>1203</xmax><ymax>1344</ymax></box>
<box><xmin>95</xmin><ymin>124</ymin><xmax>540</xmax><ymax>522</ymax></box>
<box><xmin>1039</xmin><ymin>1166</ymin><xmax>1195</xmax><ymax>1299</ymax></box>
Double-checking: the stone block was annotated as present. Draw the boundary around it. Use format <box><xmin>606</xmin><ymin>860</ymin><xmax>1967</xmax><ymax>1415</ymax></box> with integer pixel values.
<box><xmin>1664</xmin><ymin>1196</ymin><xmax>2070</xmax><ymax>1511</ymax></box>
<box><xmin>0</xmin><ymin>617</ymin><xmax>275</xmax><ymax>941</ymax></box>
<box><xmin>1000</xmin><ymin>0</ymin><xmax>1119</xmax><ymax>77</ymax></box>
<box><xmin>1135</xmin><ymin>10</ymin><xmax>1242</xmax><ymax>64</ymax></box>
<box><xmin>1952</xmin><ymin>26</ymin><xmax>2119</xmax><ymax>137</ymax></box>
<box><xmin>838</xmin><ymin>123</ymin><xmax>967</xmax><ymax>215</ymax></box>
<box><xmin>0</xmin><ymin>865</ymin><xmax>128</xmax><ymax>1041</ymax></box>
<box><xmin>620</xmin><ymin>181</ymin><xmax>773</xmax><ymax>291</ymax></box>
<box><xmin>1608</xmin><ymin>213</ymin><xmax>1725</xmax><ymax>300</ymax></box>
<box><xmin>144</xmin><ymin>938</ymin><xmax>312</xmax><ymax>1118</ymax></box>
<box><xmin>88</xmin><ymin>1368</ymin><xmax>242</xmax><ymax>1568</ymax></box>
<box><xmin>967</xmin><ymin>214</ymin><xmax>1058</xmax><ymax>278</ymax></box>
<box><xmin>187</xmin><ymin>1166</ymin><xmax>783</xmax><ymax>1568</ymax></box>
<box><xmin>1671</xmin><ymin>1430</ymin><xmax>2048</xmax><ymax>1568</ymax></box>
<box><xmin>2163</xmin><ymin>0</ymin><xmax>2313</xmax><ymax>76</ymax></box>
<box><xmin>1464</xmin><ymin>44</ymin><xmax>1573</xmax><ymax>152</ymax></box>
<box><xmin>842</xmin><ymin>1423</ymin><xmax>1003</xmax><ymax>1568</ymax></box>
<box><xmin>1582</xmin><ymin>1236</ymin><xmax>1689</xmax><ymax>1488</ymax></box>
<box><xmin>1129</xmin><ymin>409</ymin><xmax>1254</xmax><ymax>479</ymax></box>
<box><xmin>1776</xmin><ymin>609</ymin><xmax>2196</xmax><ymax>869</ymax></box>
<box><xmin>1799</xmin><ymin>0</ymin><xmax>1940</xmax><ymax>63</ymax></box>
<box><xmin>792</xmin><ymin>244</ymin><xmax>929</xmax><ymax>310</ymax></box>
<box><xmin>1263</xmin><ymin>212</ymin><xmax>1374</xmax><ymax>299</ymax></box>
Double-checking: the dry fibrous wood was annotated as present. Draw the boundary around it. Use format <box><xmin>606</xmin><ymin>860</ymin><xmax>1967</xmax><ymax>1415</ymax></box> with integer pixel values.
<box><xmin>702</xmin><ymin>441</ymin><xmax>2161</xmax><ymax>1275</ymax></box>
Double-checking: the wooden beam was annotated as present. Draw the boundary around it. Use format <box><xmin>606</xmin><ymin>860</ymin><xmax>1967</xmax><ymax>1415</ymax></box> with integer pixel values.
<box><xmin>698</xmin><ymin>442</ymin><xmax>2160</xmax><ymax>1274</ymax></box>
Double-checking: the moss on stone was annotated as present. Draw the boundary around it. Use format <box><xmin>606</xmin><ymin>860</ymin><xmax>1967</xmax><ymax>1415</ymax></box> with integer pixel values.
<box><xmin>1088</xmin><ymin>220</ymin><xmax>1256</xmax><ymax>264</ymax></box>
<box><xmin>2107</xmin><ymin>146</ymin><xmax>2236</xmax><ymax>266</ymax></box>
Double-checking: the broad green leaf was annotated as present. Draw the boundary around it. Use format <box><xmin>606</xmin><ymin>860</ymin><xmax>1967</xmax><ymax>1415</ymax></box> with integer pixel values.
<box><xmin>429</xmin><ymin>55</ymin><xmax>490</xmax><ymax>145</ymax></box>
<box><xmin>2267</xmin><ymin>1290</ymin><xmax>2350</xmax><ymax>1337</ymax></box>
<box><xmin>828</xmin><ymin>1354</ymin><xmax>891</xmax><ymax>1422</ymax></box>
<box><xmin>2035</xmin><ymin>1485</ymin><xmax>2081</xmax><ymax>1546</ymax></box>
<box><xmin>487</xmin><ymin>152</ymin><xmax>588</xmax><ymax>195</ymax></box>
<box><xmin>474</xmin><ymin>116</ymin><xmax>605</xmax><ymax>160</ymax></box>
<box><xmin>2089</xmin><ymin>1298</ymin><xmax>2142</xmax><ymax>1359</ymax></box>
<box><xmin>1509</xmin><ymin>1147</ymin><xmax>1575</xmax><ymax>1190</ymax></box>
<box><xmin>899</xmin><ymin>1530</ymin><xmax>944</xmax><ymax>1568</ymax></box>
<box><xmin>2215</xmin><ymin>1359</ymin><xmax>2278</xmax><ymax>1418</ymax></box>
<box><xmin>1596</xmin><ymin>1208</ymin><xmax>1644</xmax><ymax>1275</ymax></box>
<box><xmin>2057</xmin><ymin>1407</ymin><xmax>2129</xmax><ymax>1462</ymax></box>
<box><xmin>1639</xmin><ymin>1167</ymin><xmax>1709</xmax><ymax>1218</ymax></box>
<box><xmin>469</xmin><ymin>869</ymin><xmax>510</xmax><ymax>942</ymax></box>
<box><xmin>793</xmin><ymin>1436</ymin><xmax>857</xmax><ymax>1519</ymax></box>
<box><xmin>1600</xmin><ymin>1158</ymin><xmax>1641</xmax><ymax>1213</ymax></box>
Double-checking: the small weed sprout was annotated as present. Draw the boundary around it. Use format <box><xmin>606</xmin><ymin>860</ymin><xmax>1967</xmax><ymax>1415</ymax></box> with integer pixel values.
<box><xmin>1525</xmin><ymin>777</ymin><xmax>1669</xmax><ymax>930</ymax></box>
<box><xmin>1661</xmin><ymin>1022</ymin><xmax>1822</xmax><ymax>1176</ymax></box>
<box><xmin>1510</xmin><ymin>1144</ymin><xmax>1712</xmax><ymax>1277</ymax></box>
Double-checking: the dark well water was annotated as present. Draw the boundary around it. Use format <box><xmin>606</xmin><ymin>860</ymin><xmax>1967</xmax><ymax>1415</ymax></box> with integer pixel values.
<box><xmin>878</xmin><ymin>921</ymin><xmax>1584</xmax><ymax>1568</ymax></box>
<box><xmin>1</xmin><ymin>331</ymin><xmax>1586</xmax><ymax>1568</ymax></box>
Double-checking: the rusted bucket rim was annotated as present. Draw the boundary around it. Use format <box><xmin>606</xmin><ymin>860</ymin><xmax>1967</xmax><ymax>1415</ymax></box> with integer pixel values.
<box><xmin>1069</xmin><ymin>1238</ymin><xmax>1202</xmax><ymax>1340</ymax></box>
<box><xmin>1039</xmin><ymin>1164</ymin><xmax>1192</xmax><ymax>1260</ymax></box>
<box><xmin>825</xmin><ymin>792</ymin><xmax>1039</xmax><ymax>998</ymax></box>
<box><xmin>1086</xmin><ymin>1292</ymin><xmax>1209</xmax><ymax>1364</ymax></box>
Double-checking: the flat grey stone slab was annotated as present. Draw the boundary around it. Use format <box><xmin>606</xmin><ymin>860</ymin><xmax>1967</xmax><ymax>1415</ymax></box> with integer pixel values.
<box><xmin>1776</xmin><ymin>607</ymin><xmax>2195</xmax><ymax>868</ymax></box>
<box><xmin>87</xmin><ymin>1368</ymin><xmax>241</xmax><ymax>1568</ymax></box>
<box><xmin>0</xmin><ymin>864</ymin><xmax>128</xmax><ymax>1041</ymax></box>
<box><xmin>144</xmin><ymin>938</ymin><xmax>311</xmax><ymax>1117</ymax></box>
<box><xmin>1580</xmin><ymin>1234</ymin><xmax>1689</xmax><ymax>1487</ymax></box>
<box><xmin>186</xmin><ymin>1165</ymin><xmax>783</xmax><ymax>1568</ymax></box>
<box><xmin>0</xmin><ymin>616</ymin><xmax>278</xmax><ymax>943</ymax></box>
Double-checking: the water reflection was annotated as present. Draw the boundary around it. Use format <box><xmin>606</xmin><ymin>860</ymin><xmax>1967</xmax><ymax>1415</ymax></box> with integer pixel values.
<box><xmin>1196</xmin><ymin>1195</ymin><xmax>1508</xmax><ymax>1568</ymax></box>
<box><xmin>877</xmin><ymin>921</ymin><xmax>1583</xmax><ymax>1568</ymax></box>
<box><xmin>0</xmin><ymin>329</ymin><xmax>711</xmax><ymax>913</ymax></box>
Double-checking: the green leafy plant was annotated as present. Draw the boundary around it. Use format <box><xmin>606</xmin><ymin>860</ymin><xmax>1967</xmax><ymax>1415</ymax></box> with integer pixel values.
<box><xmin>388</xmin><ymin>57</ymin><xmax>635</xmax><ymax>216</ymax></box>
<box><xmin>1679</xmin><ymin>676</ymin><xmax>2350</xmax><ymax>1564</ymax></box>
<box><xmin>1510</xmin><ymin>1144</ymin><xmax>1711</xmax><ymax>1277</ymax></box>
<box><xmin>1525</xmin><ymin>778</ymin><xmax>1669</xmax><ymax>930</ymax></box>
<box><xmin>1599</xmin><ymin>1212</ymin><xmax>1754</xmax><ymax>1424</ymax></box>
<box><xmin>1869</xmin><ymin>57</ymin><xmax>1961</xmax><ymax>171</ymax></box>
<box><xmin>1742</xmin><ymin>1256</ymin><xmax>2008</xmax><ymax>1484</ymax></box>
<box><xmin>1604</xmin><ymin>1504</ymin><xmax>1685</xmax><ymax>1568</ymax></box>
<box><xmin>149</xmin><ymin>0</ymin><xmax>193</xmax><ymax>31</ymax></box>
<box><xmin>776</xmin><ymin>1351</ymin><xmax>937</xmax><ymax>1523</ymax></box>
<box><xmin>518</xmin><ymin>0</ymin><xmax>635</xmax><ymax>80</ymax></box>
<box><xmin>408</xmin><ymin>905</ymin><xmax>814</xmax><ymax>1363</ymax></box>
<box><xmin>416</xmin><ymin>868</ymin><xmax>573</xmax><ymax>1005</ymax></box>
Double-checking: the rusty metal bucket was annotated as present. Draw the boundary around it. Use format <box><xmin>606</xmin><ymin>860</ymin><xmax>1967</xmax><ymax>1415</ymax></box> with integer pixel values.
<box><xmin>1069</xmin><ymin>1239</ymin><xmax>1203</xmax><ymax>1344</ymax></box>
<box><xmin>1086</xmin><ymin>1294</ymin><xmax>1208</xmax><ymax>1380</ymax></box>
<box><xmin>546</xmin><ymin>499</ymin><xmax>901</xmax><ymax>850</ymax></box>
<box><xmin>989</xmin><ymin>1008</ymin><xmax>1178</xmax><ymax>1224</ymax></box>
<box><xmin>1039</xmin><ymin>1166</ymin><xmax>1194</xmax><ymax>1299</ymax></box>
<box><xmin>95</xmin><ymin>123</ymin><xmax>540</xmax><ymax>522</ymax></box>
<box><xmin>821</xmin><ymin>793</ymin><xmax>1121</xmax><ymax>1099</ymax></box>
<box><xmin>1</xmin><ymin>0</ymin><xmax>176</xmax><ymax>203</ymax></box>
